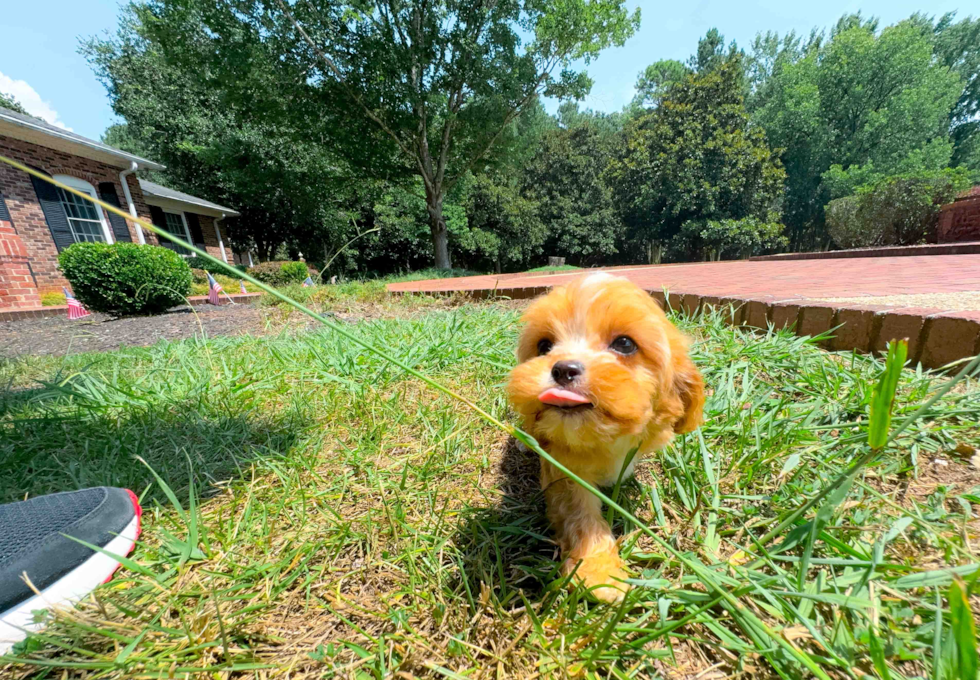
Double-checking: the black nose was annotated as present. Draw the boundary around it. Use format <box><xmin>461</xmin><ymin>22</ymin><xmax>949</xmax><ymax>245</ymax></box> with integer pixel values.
<box><xmin>551</xmin><ymin>361</ymin><xmax>585</xmax><ymax>386</ymax></box>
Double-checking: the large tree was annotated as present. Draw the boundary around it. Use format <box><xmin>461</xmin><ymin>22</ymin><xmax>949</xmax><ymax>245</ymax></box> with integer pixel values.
<box><xmin>262</xmin><ymin>0</ymin><xmax>638</xmax><ymax>268</ymax></box>
<box><xmin>748</xmin><ymin>15</ymin><xmax>965</xmax><ymax>248</ymax></box>
<box><xmin>608</xmin><ymin>56</ymin><xmax>785</xmax><ymax>264</ymax></box>
<box><xmin>523</xmin><ymin>112</ymin><xmax>624</xmax><ymax>266</ymax></box>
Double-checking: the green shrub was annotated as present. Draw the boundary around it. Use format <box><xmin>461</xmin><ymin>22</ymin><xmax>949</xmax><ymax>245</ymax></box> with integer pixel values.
<box><xmin>59</xmin><ymin>242</ymin><xmax>192</xmax><ymax>316</ymax></box>
<box><xmin>826</xmin><ymin>169</ymin><xmax>971</xmax><ymax>249</ymax></box>
<box><xmin>189</xmin><ymin>268</ymin><xmax>209</xmax><ymax>285</ymax></box>
<box><xmin>40</xmin><ymin>292</ymin><xmax>66</xmax><ymax>307</ymax></box>
<box><xmin>248</xmin><ymin>260</ymin><xmax>313</xmax><ymax>287</ymax></box>
<box><xmin>672</xmin><ymin>217</ymin><xmax>788</xmax><ymax>261</ymax></box>
<box><xmin>184</xmin><ymin>256</ymin><xmax>249</xmax><ymax>275</ymax></box>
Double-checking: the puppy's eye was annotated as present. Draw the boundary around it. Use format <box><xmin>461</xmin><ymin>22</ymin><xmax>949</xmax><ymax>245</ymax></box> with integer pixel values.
<box><xmin>610</xmin><ymin>336</ymin><xmax>638</xmax><ymax>355</ymax></box>
<box><xmin>537</xmin><ymin>338</ymin><xmax>554</xmax><ymax>356</ymax></box>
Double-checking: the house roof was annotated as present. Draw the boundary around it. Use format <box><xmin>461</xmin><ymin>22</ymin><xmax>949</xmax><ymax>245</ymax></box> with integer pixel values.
<box><xmin>0</xmin><ymin>106</ymin><xmax>165</xmax><ymax>171</ymax></box>
<box><xmin>139</xmin><ymin>179</ymin><xmax>240</xmax><ymax>217</ymax></box>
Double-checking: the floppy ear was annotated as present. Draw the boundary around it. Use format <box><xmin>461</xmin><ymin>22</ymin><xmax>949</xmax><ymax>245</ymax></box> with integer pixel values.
<box><xmin>671</xmin><ymin>352</ymin><xmax>704</xmax><ymax>433</ymax></box>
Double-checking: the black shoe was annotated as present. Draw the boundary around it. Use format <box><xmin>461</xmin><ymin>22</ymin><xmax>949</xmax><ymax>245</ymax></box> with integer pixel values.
<box><xmin>0</xmin><ymin>487</ymin><xmax>141</xmax><ymax>652</ymax></box>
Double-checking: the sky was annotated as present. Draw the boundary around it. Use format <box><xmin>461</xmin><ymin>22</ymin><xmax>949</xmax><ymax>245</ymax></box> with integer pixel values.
<box><xmin>0</xmin><ymin>0</ymin><xmax>974</xmax><ymax>142</ymax></box>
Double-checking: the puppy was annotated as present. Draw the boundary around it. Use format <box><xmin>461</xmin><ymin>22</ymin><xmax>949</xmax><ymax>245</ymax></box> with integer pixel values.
<box><xmin>508</xmin><ymin>273</ymin><xmax>704</xmax><ymax>601</ymax></box>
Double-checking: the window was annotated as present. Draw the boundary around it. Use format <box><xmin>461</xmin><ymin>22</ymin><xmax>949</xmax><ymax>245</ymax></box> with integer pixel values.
<box><xmin>53</xmin><ymin>176</ymin><xmax>112</xmax><ymax>244</ymax></box>
<box><xmin>160</xmin><ymin>212</ymin><xmax>191</xmax><ymax>255</ymax></box>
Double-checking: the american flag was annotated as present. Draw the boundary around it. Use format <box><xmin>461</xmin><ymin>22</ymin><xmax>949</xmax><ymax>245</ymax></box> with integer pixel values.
<box><xmin>239</xmin><ymin>280</ymin><xmax>247</xmax><ymax>294</ymax></box>
<box><xmin>302</xmin><ymin>276</ymin><xmax>314</xmax><ymax>287</ymax></box>
<box><xmin>63</xmin><ymin>287</ymin><xmax>91</xmax><ymax>320</ymax></box>
<box><xmin>207</xmin><ymin>272</ymin><xmax>223</xmax><ymax>305</ymax></box>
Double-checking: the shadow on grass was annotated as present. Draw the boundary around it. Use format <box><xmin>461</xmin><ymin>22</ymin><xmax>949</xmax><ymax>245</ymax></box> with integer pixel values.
<box><xmin>0</xmin><ymin>394</ymin><xmax>304</xmax><ymax>505</ymax></box>
<box><xmin>451</xmin><ymin>436</ymin><xmax>557</xmax><ymax>607</ymax></box>
<box><xmin>451</xmin><ymin>436</ymin><xmax>653</xmax><ymax>608</ymax></box>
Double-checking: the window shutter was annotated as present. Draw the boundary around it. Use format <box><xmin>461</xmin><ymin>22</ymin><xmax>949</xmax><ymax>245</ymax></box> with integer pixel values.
<box><xmin>97</xmin><ymin>182</ymin><xmax>132</xmax><ymax>242</ymax></box>
<box><xmin>29</xmin><ymin>174</ymin><xmax>74</xmax><ymax>252</ymax></box>
<box><xmin>185</xmin><ymin>213</ymin><xmax>205</xmax><ymax>246</ymax></box>
<box><xmin>0</xmin><ymin>191</ymin><xmax>11</xmax><ymax>223</ymax></box>
<box><xmin>148</xmin><ymin>205</ymin><xmax>166</xmax><ymax>228</ymax></box>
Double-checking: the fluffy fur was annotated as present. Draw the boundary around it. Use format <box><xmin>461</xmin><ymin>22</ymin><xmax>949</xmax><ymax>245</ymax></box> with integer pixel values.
<box><xmin>508</xmin><ymin>273</ymin><xmax>704</xmax><ymax>601</ymax></box>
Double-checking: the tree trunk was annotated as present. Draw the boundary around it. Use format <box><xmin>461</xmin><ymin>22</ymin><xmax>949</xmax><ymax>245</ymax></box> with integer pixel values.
<box><xmin>647</xmin><ymin>241</ymin><xmax>663</xmax><ymax>265</ymax></box>
<box><xmin>425</xmin><ymin>188</ymin><xmax>452</xmax><ymax>270</ymax></box>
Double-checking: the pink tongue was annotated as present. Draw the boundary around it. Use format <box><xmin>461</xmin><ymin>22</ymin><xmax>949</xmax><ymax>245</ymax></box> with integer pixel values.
<box><xmin>539</xmin><ymin>387</ymin><xmax>591</xmax><ymax>406</ymax></box>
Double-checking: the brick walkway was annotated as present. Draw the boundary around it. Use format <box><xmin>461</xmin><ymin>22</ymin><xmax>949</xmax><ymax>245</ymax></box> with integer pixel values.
<box><xmin>388</xmin><ymin>255</ymin><xmax>980</xmax><ymax>370</ymax></box>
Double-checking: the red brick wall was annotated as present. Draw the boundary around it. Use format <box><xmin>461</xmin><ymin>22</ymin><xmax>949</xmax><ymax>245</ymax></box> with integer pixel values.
<box><xmin>0</xmin><ymin>218</ymin><xmax>42</xmax><ymax>309</ymax></box>
<box><xmin>0</xmin><ymin>135</ymin><xmax>157</xmax><ymax>298</ymax></box>
<box><xmin>938</xmin><ymin>197</ymin><xmax>980</xmax><ymax>243</ymax></box>
<box><xmin>196</xmin><ymin>214</ymin><xmax>230</xmax><ymax>262</ymax></box>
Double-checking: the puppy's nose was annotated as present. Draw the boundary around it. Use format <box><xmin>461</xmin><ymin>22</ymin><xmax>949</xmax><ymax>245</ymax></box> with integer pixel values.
<box><xmin>551</xmin><ymin>361</ymin><xmax>585</xmax><ymax>386</ymax></box>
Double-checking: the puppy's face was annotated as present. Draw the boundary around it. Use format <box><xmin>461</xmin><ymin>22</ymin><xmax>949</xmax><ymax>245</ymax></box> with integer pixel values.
<box><xmin>508</xmin><ymin>274</ymin><xmax>704</xmax><ymax>451</ymax></box>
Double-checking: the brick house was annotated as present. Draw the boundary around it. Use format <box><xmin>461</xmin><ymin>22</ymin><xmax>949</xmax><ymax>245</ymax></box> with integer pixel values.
<box><xmin>0</xmin><ymin>106</ymin><xmax>240</xmax><ymax>312</ymax></box>
<box><xmin>938</xmin><ymin>185</ymin><xmax>980</xmax><ymax>243</ymax></box>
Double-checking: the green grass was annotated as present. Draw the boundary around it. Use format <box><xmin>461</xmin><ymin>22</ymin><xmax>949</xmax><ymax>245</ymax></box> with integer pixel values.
<box><xmin>1</xmin><ymin>300</ymin><xmax>979</xmax><ymax>679</ymax></box>
<box><xmin>526</xmin><ymin>264</ymin><xmax>583</xmax><ymax>273</ymax></box>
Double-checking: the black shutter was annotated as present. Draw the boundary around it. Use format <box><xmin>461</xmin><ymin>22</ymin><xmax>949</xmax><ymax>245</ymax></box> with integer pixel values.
<box><xmin>185</xmin><ymin>213</ymin><xmax>205</xmax><ymax>246</ymax></box>
<box><xmin>97</xmin><ymin>182</ymin><xmax>132</xmax><ymax>242</ymax></box>
<box><xmin>148</xmin><ymin>205</ymin><xmax>166</xmax><ymax>228</ymax></box>
<box><xmin>0</xmin><ymin>191</ymin><xmax>11</xmax><ymax>222</ymax></box>
<box><xmin>30</xmin><ymin>174</ymin><xmax>74</xmax><ymax>252</ymax></box>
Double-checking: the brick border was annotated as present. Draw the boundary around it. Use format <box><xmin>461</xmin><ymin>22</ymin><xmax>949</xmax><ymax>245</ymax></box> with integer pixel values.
<box><xmin>1</xmin><ymin>293</ymin><xmax>263</xmax><ymax>322</ymax></box>
<box><xmin>392</xmin><ymin>286</ymin><xmax>980</xmax><ymax>370</ymax></box>
<box><xmin>750</xmin><ymin>241</ymin><xmax>980</xmax><ymax>262</ymax></box>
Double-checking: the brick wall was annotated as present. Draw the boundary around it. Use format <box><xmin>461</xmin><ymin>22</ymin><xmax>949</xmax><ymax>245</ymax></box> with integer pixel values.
<box><xmin>0</xmin><ymin>135</ymin><xmax>157</xmax><ymax>297</ymax></box>
<box><xmin>196</xmin><ymin>214</ymin><xmax>230</xmax><ymax>263</ymax></box>
<box><xmin>0</xmin><ymin>218</ymin><xmax>42</xmax><ymax>309</ymax></box>
<box><xmin>938</xmin><ymin>196</ymin><xmax>980</xmax><ymax>244</ymax></box>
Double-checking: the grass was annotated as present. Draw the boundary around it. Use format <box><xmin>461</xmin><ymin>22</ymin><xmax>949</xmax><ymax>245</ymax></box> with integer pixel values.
<box><xmin>526</xmin><ymin>264</ymin><xmax>583</xmax><ymax>273</ymax></box>
<box><xmin>39</xmin><ymin>292</ymin><xmax>66</xmax><ymax>307</ymax></box>
<box><xmin>1</xmin><ymin>297</ymin><xmax>979</xmax><ymax>679</ymax></box>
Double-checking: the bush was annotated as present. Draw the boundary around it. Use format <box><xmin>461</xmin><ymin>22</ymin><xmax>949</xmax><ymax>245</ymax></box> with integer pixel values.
<box><xmin>673</xmin><ymin>217</ymin><xmax>788</xmax><ymax>261</ymax></box>
<box><xmin>826</xmin><ymin>169</ymin><xmax>971</xmax><ymax>249</ymax></box>
<box><xmin>40</xmin><ymin>291</ymin><xmax>66</xmax><ymax>307</ymax></box>
<box><xmin>248</xmin><ymin>260</ymin><xmax>313</xmax><ymax>286</ymax></box>
<box><xmin>185</xmin><ymin>256</ymin><xmax>249</xmax><ymax>275</ymax></box>
<box><xmin>59</xmin><ymin>242</ymin><xmax>192</xmax><ymax>316</ymax></box>
<box><xmin>189</xmin><ymin>268</ymin><xmax>209</xmax><ymax>285</ymax></box>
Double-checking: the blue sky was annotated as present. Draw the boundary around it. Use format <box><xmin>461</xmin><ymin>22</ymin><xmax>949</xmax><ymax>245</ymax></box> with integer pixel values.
<box><xmin>0</xmin><ymin>0</ymin><xmax>973</xmax><ymax>141</ymax></box>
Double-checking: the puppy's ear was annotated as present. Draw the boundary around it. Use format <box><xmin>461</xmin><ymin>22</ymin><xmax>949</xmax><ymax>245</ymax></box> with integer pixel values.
<box><xmin>664</xmin><ymin>328</ymin><xmax>704</xmax><ymax>433</ymax></box>
<box><xmin>671</xmin><ymin>353</ymin><xmax>704</xmax><ymax>433</ymax></box>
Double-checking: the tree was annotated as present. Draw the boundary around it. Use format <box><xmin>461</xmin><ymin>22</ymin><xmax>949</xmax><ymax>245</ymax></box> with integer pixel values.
<box><xmin>268</xmin><ymin>0</ymin><xmax>640</xmax><ymax>269</ymax></box>
<box><xmin>0</xmin><ymin>92</ymin><xmax>30</xmax><ymax>116</ymax></box>
<box><xmin>632</xmin><ymin>59</ymin><xmax>688</xmax><ymax>109</ymax></box>
<box><xmin>925</xmin><ymin>12</ymin><xmax>980</xmax><ymax>171</ymax></box>
<box><xmin>524</xmin><ymin>117</ymin><xmax>624</xmax><ymax>266</ymax></box>
<box><xmin>607</xmin><ymin>56</ymin><xmax>785</xmax><ymax>263</ymax></box>
<box><xmin>84</xmin><ymin>3</ymin><xmax>367</xmax><ymax>262</ymax></box>
<box><xmin>749</xmin><ymin>15</ymin><xmax>965</xmax><ymax>248</ymax></box>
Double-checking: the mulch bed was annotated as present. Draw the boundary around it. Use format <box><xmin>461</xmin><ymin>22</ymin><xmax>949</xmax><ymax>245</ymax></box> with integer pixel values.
<box><xmin>0</xmin><ymin>304</ymin><xmax>277</xmax><ymax>358</ymax></box>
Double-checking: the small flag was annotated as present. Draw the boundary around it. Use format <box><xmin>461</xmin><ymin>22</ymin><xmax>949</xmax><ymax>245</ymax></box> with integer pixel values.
<box><xmin>239</xmin><ymin>279</ymin><xmax>247</xmax><ymax>294</ymax></box>
<box><xmin>302</xmin><ymin>276</ymin><xmax>314</xmax><ymax>287</ymax></box>
<box><xmin>207</xmin><ymin>272</ymin><xmax>223</xmax><ymax>305</ymax></box>
<box><xmin>63</xmin><ymin>287</ymin><xmax>91</xmax><ymax>320</ymax></box>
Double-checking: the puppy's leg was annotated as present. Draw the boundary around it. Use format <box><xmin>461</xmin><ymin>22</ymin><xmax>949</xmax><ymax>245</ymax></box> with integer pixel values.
<box><xmin>543</xmin><ymin>464</ymin><xmax>628</xmax><ymax>602</ymax></box>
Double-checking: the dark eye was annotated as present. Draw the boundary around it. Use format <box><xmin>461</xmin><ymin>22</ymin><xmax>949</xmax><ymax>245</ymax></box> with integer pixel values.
<box><xmin>610</xmin><ymin>336</ymin><xmax>637</xmax><ymax>355</ymax></box>
<box><xmin>537</xmin><ymin>338</ymin><xmax>554</xmax><ymax>356</ymax></box>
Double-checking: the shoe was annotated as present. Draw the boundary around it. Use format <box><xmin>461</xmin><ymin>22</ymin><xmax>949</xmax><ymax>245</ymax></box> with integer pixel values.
<box><xmin>0</xmin><ymin>487</ymin><xmax>141</xmax><ymax>653</ymax></box>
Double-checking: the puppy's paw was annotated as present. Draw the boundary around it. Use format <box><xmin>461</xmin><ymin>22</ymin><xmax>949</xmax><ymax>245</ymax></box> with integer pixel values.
<box><xmin>564</xmin><ymin>549</ymin><xmax>629</xmax><ymax>603</ymax></box>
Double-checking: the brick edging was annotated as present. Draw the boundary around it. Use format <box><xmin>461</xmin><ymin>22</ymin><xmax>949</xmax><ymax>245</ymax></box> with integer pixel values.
<box><xmin>662</xmin><ymin>292</ymin><xmax>980</xmax><ymax>370</ymax></box>
<box><xmin>750</xmin><ymin>242</ymin><xmax>980</xmax><ymax>262</ymax></box>
<box><xmin>392</xmin><ymin>285</ymin><xmax>980</xmax><ymax>370</ymax></box>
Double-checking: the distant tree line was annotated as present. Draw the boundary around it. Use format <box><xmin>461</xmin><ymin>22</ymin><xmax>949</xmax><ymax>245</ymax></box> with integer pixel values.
<box><xmin>83</xmin><ymin>3</ymin><xmax>980</xmax><ymax>275</ymax></box>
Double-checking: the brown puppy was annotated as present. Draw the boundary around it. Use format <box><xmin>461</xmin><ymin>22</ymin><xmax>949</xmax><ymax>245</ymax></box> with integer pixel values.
<box><xmin>508</xmin><ymin>273</ymin><xmax>704</xmax><ymax>601</ymax></box>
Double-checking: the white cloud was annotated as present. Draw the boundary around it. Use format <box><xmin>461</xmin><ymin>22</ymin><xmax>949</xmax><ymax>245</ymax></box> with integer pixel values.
<box><xmin>0</xmin><ymin>71</ymin><xmax>73</xmax><ymax>131</ymax></box>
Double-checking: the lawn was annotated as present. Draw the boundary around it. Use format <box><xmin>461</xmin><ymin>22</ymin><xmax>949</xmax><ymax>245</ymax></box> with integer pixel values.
<box><xmin>1</xmin><ymin>295</ymin><xmax>978</xmax><ymax>679</ymax></box>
